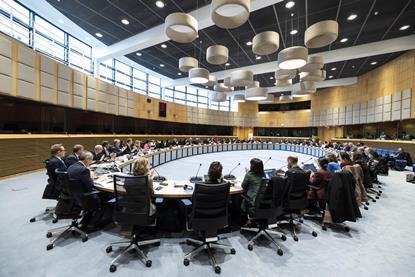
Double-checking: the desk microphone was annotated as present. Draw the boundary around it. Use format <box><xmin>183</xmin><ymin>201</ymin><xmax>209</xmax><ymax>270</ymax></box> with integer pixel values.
<box><xmin>263</xmin><ymin>156</ymin><xmax>272</xmax><ymax>165</ymax></box>
<box><xmin>224</xmin><ymin>163</ymin><xmax>240</xmax><ymax>180</ymax></box>
<box><xmin>151</xmin><ymin>164</ymin><xmax>166</xmax><ymax>182</ymax></box>
<box><xmin>301</xmin><ymin>157</ymin><xmax>314</xmax><ymax>165</ymax></box>
<box><xmin>189</xmin><ymin>163</ymin><xmax>203</xmax><ymax>183</ymax></box>
<box><xmin>276</xmin><ymin>165</ymin><xmax>287</xmax><ymax>175</ymax></box>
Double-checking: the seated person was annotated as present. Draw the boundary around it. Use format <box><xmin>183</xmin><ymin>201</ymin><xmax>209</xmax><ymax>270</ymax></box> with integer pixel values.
<box><xmin>109</xmin><ymin>139</ymin><xmax>123</xmax><ymax>156</ymax></box>
<box><xmin>143</xmin><ymin>140</ymin><xmax>151</xmax><ymax>152</ymax></box>
<box><xmin>395</xmin><ymin>147</ymin><xmax>413</xmax><ymax>166</ymax></box>
<box><xmin>67</xmin><ymin>151</ymin><xmax>103</xmax><ymax>229</ymax></box>
<box><xmin>64</xmin><ymin>144</ymin><xmax>84</xmax><ymax>167</ymax></box>
<box><xmin>339</xmin><ymin>151</ymin><xmax>352</xmax><ymax>168</ymax></box>
<box><xmin>286</xmin><ymin>155</ymin><xmax>305</xmax><ymax>174</ymax></box>
<box><xmin>326</xmin><ymin>153</ymin><xmax>340</xmax><ymax>175</ymax></box>
<box><xmin>126</xmin><ymin>157</ymin><xmax>156</xmax><ymax>216</ymax></box>
<box><xmin>133</xmin><ymin>140</ymin><xmax>142</xmax><ymax>153</ymax></box>
<box><xmin>102</xmin><ymin>141</ymin><xmax>110</xmax><ymax>157</ymax></box>
<box><xmin>204</xmin><ymin>161</ymin><xmax>223</xmax><ymax>184</ymax></box>
<box><xmin>43</xmin><ymin>144</ymin><xmax>67</xmax><ymax>199</ymax></box>
<box><xmin>308</xmin><ymin>157</ymin><xmax>331</xmax><ymax>210</ymax></box>
<box><xmin>241</xmin><ymin>158</ymin><xmax>265</xmax><ymax>214</ymax></box>
<box><xmin>122</xmin><ymin>138</ymin><xmax>134</xmax><ymax>155</ymax></box>
<box><xmin>92</xmin><ymin>145</ymin><xmax>105</xmax><ymax>162</ymax></box>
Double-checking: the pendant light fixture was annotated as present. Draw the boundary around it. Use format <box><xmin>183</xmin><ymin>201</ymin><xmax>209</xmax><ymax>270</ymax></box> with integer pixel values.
<box><xmin>305</xmin><ymin>20</ymin><xmax>339</xmax><ymax>48</ymax></box>
<box><xmin>275</xmin><ymin>69</ymin><xmax>296</xmax><ymax>80</ymax></box>
<box><xmin>165</xmin><ymin>12</ymin><xmax>198</xmax><ymax>43</ymax></box>
<box><xmin>299</xmin><ymin>55</ymin><xmax>324</xmax><ymax>72</ymax></box>
<box><xmin>211</xmin><ymin>0</ymin><xmax>250</xmax><ymax>29</ymax></box>
<box><xmin>275</xmin><ymin>79</ymin><xmax>292</xmax><ymax>87</ymax></box>
<box><xmin>233</xmin><ymin>94</ymin><xmax>245</xmax><ymax>102</ymax></box>
<box><xmin>252</xmin><ymin>31</ymin><xmax>280</xmax><ymax>55</ymax></box>
<box><xmin>207</xmin><ymin>45</ymin><xmax>229</xmax><ymax>65</ymax></box>
<box><xmin>214</xmin><ymin>82</ymin><xmax>234</xmax><ymax>92</ymax></box>
<box><xmin>210</xmin><ymin>91</ymin><xmax>227</xmax><ymax>102</ymax></box>
<box><xmin>245</xmin><ymin>87</ymin><xmax>267</xmax><ymax>101</ymax></box>
<box><xmin>279</xmin><ymin>94</ymin><xmax>292</xmax><ymax>101</ymax></box>
<box><xmin>246</xmin><ymin>80</ymin><xmax>259</xmax><ymax>88</ymax></box>
<box><xmin>259</xmin><ymin>94</ymin><xmax>274</xmax><ymax>103</ymax></box>
<box><xmin>203</xmin><ymin>75</ymin><xmax>218</xmax><ymax>86</ymax></box>
<box><xmin>224</xmin><ymin>76</ymin><xmax>234</xmax><ymax>87</ymax></box>
<box><xmin>278</xmin><ymin>46</ymin><xmax>308</xmax><ymax>70</ymax></box>
<box><xmin>179</xmin><ymin>57</ymin><xmax>198</xmax><ymax>72</ymax></box>
<box><xmin>299</xmin><ymin>69</ymin><xmax>326</xmax><ymax>82</ymax></box>
<box><xmin>189</xmin><ymin>68</ymin><xmax>209</xmax><ymax>84</ymax></box>
<box><xmin>230</xmin><ymin>70</ymin><xmax>253</xmax><ymax>86</ymax></box>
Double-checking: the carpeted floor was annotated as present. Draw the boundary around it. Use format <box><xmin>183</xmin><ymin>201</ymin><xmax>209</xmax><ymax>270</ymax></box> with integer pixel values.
<box><xmin>0</xmin><ymin>150</ymin><xmax>414</xmax><ymax>277</ymax></box>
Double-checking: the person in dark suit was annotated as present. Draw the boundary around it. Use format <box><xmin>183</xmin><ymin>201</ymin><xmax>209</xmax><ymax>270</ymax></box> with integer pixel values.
<box><xmin>64</xmin><ymin>144</ymin><xmax>84</xmax><ymax>167</ymax></box>
<box><xmin>102</xmin><ymin>141</ymin><xmax>110</xmax><ymax>157</ymax></box>
<box><xmin>286</xmin><ymin>155</ymin><xmax>305</xmax><ymax>174</ymax></box>
<box><xmin>122</xmin><ymin>138</ymin><xmax>134</xmax><ymax>155</ymax></box>
<box><xmin>42</xmin><ymin>144</ymin><xmax>67</xmax><ymax>199</ymax></box>
<box><xmin>109</xmin><ymin>139</ymin><xmax>123</xmax><ymax>156</ymax></box>
<box><xmin>67</xmin><ymin>151</ymin><xmax>103</xmax><ymax>230</ymax></box>
<box><xmin>205</xmin><ymin>161</ymin><xmax>223</xmax><ymax>184</ymax></box>
<box><xmin>92</xmin><ymin>145</ymin><xmax>105</xmax><ymax>162</ymax></box>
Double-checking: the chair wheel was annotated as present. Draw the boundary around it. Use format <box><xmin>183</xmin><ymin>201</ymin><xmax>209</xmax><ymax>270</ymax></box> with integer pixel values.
<box><xmin>45</xmin><ymin>208</ymin><xmax>50</xmax><ymax>212</ymax></box>
<box><xmin>106</xmin><ymin>246</ymin><xmax>112</xmax><ymax>253</ymax></box>
<box><xmin>52</xmin><ymin>218</ymin><xmax>58</xmax><ymax>224</ymax></box>
<box><xmin>293</xmin><ymin>236</ymin><xmax>299</xmax><ymax>242</ymax></box>
<box><xmin>146</xmin><ymin>260</ymin><xmax>152</xmax><ymax>268</ymax></box>
<box><xmin>82</xmin><ymin>236</ymin><xmax>88</xmax><ymax>243</ymax></box>
<box><xmin>281</xmin><ymin>234</ymin><xmax>287</xmax><ymax>241</ymax></box>
<box><xmin>379</xmin><ymin>190</ymin><xmax>382</xmax><ymax>194</ymax></box>
<box><xmin>375</xmin><ymin>196</ymin><xmax>379</xmax><ymax>199</ymax></box>
<box><xmin>247</xmin><ymin>244</ymin><xmax>253</xmax><ymax>251</ymax></box>
<box><xmin>46</xmin><ymin>232</ymin><xmax>52</xmax><ymax>238</ymax></box>
<box><xmin>322</xmin><ymin>225</ymin><xmax>327</xmax><ymax>231</ymax></box>
<box><xmin>29</xmin><ymin>218</ymin><xmax>36</xmax><ymax>223</ymax></box>
<box><xmin>344</xmin><ymin>226</ymin><xmax>350</xmax><ymax>232</ymax></box>
<box><xmin>372</xmin><ymin>199</ymin><xmax>376</xmax><ymax>202</ymax></box>
<box><xmin>299</xmin><ymin>219</ymin><xmax>304</xmax><ymax>223</ymax></box>
<box><xmin>364</xmin><ymin>206</ymin><xmax>368</xmax><ymax>210</ymax></box>
<box><xmin>109</xmin><ymin>264</ymin><xmax>116</xmax><ymax>273</ymax></box>
<box><xmin>230</xmin><ymin>248</ymin><xmax>236</xmax><ymax>255</ymax></box>
<box><xmin>46</xmin><ymin>244</ymin><xmax>53</xmax><ymax>251</ymax></box>
<box><xmin>366</xmin><ymin>202</ymin><xmax>370</xmax><ymax>206</ymax></box>
<box><xmin>312</xmin><ymin>231</ymin><xmax>318</xmax><ymax>237</ymax></box>
<box><xmin>183</xmin><ymin>258</ymin><xmax>190</xmax><ymax>266</ymax></box>
<box><xmin>277</xmin><ymin>249</ymin><xmax>283</xmax><ymax>256</ymax></box>
<box><xmin>214</xmin><ymin>266</ymin><xmax>221</xmax><ymax>274</ymax></box>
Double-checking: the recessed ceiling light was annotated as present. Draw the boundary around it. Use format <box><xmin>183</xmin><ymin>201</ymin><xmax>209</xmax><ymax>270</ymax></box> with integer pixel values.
<box><xmin>328</xmin><ymin>75</ymin><xmax>333</xmax><ymax>79</ymax></box>
<box><xmin>160</xmin><ymin>64</ymin><xmax>165</xmax><ymax>67</ymax></box>
<box><xmin>256</xmin><ymin>56</ymin><xmax>261</xmax><ymax>60</ymax></box>
<box><xmin>290</xmin><ymin>29</ymin><xmax>298</xmax><ymax>35</ymax></box>
<box><xmin>291</xmin><ymin>13</ymin><xmax>294</xmax><ymax>17</ymax></box>
<box><xmin>340</xmin><ymin>38</ymin><xmax>348</xmax><ymax>43</ymax></box>
<box><xmin>285</xmin><ymin>1</ymin><xmax>295</xmax><ymax>9</ymax></box>
<box><xmin>374</xmin><ymin>11</ymin><xmax>379</xmax><ymax>15</ymax></box>
<box><xmin>399</xmin><ymin>25</ymin><xmax>410</xmax><ymax>31</ymax></box>
<box><xmin>269</xmin><ymin>76</ymin><xmax>274</xmax><ymax>79</ymax></box>
<box><xmin>58</xmin><ymin>19</ymin><xmax>64</xmax><ymax>24</ymax></box>
<box><xmin>225</xmin><ymin>62</ymin><xmax>230</xmax><ymax>66</ymax></box>
<box><xmin>121</xmin><ymin>19</ymin><xmax>129</xmax><ymax>25</ymax></box>
<box><xmin>246</xmin><ymin>41</ymin><xmax>252</xmax><ymax>46</ymax></box>
<box><xmin>347</xmin><ymin>13</ymin><xmax>358</xmax><ymax>21</ymax></box>
<box><xmin>136</xmin><ymin>52</ymin><xmax>142</xmax><ymax>56</ymax></box>
<box><xmin>331</xmin><ymin>67</ymin><xmax>337</xmax><ymax>71</ymax></box>
<box><xmin>161</xmin><ymin>44</ymin><xmax>167</xmax><ymax>48</ymax></box>
<box><xmin>177</xmin><ymin>72</ymin><xmax>182</xmax><ymax>75</ymax></box>
<box><xmin>370</xmin><ymin>61</ymin><xmax>377</xmax><ymax>65</ymax></box>
<box><xmin>155</xmin><ymin>1</ymin><xmax>165</xmax><ymax>8</ymax></box>
<box><xmin>351</xmin><ymin>65</ymin><xmax>355</xmax><ymax>68</ymax></box>
<box><xmin>95</xmin><ymin>32</ymin><xmax>103</xmax><ymax>38</ymax></box>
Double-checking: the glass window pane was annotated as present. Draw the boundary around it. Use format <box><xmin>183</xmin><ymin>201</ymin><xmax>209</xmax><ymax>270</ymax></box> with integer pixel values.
<box><xmin>175</xmin><ymin>85</ymin><xmax>186</xmax><ymax>92</ymax></box>
<box><xmin>133</xmin><ymin>78</ymin><xmax>146</xmax><ymax>94</ymax></box>
<box><xmin>68</xmin><ymin>36</ymin><xmax>91</xmax><ymax>57</ymax></box>
<box><xmin>115</xmin><ymin>60</ymin><xmax>131</xmax><ymax>89</ymax></box>
<box><xmin>35</xmin><ymin>16</ymin><xmax>64</xmax><ymax>44</ymax></box>
<box><xmin>198</xmin><ymin>103</ymin><xmax>208</xmax><ymax>109</ymax></box>
<box><xmin>148</xmin><ymin>75</ymin><xmax>160</xmax><ymax>85</ymax></box>
<box><xmin>164</xmin><ymin>88</ymin><xmax>174</xmax><ymax>99</ymax></box>
<box><xmin>187</xmin><ymin>94</ymin><xmax>197</xmax><ymax>102</ymax></box>
<box><xmin>133</xmin><ymin>68</ymin><xmax>146</xmax><ymax>80</ymax></box>
<box><xmin>99</xmin><ymin>64</ymin><xmax>113</xmax><ymax>82</ymax></box>
<box><xmin>187</xmin><ymin>101</ymin><xmax>197</xmax><ymax>107</ymax></box>
<box><xmin>2</xmin><ymin>0</ymin><xmax>30</xmax><ymax>25</ymax></box>
<box><xmin>148</xmin><ymin>83</ymin><xmax>160</xmax><ymax>98</ymax></box>
<box><xmin>230</xmin><ymin>99</ymin><xmax>239</xmax><ymax>112</ymax></box>
<box><xmin>11</xmin><ymin>20</ymin><xmax>29</xmax><ymax>44</ymax></box>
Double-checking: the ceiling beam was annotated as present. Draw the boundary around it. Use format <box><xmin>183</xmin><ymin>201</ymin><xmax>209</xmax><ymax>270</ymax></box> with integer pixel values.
<box><xmin>95</xmin><ymin>0</ymin><xmax>284</xmax><ymax>62</ymax></box>
<box><xmin>165</xmin><ymin>35</ymin><xmax>415</xmax><ymax>87</ymax></box>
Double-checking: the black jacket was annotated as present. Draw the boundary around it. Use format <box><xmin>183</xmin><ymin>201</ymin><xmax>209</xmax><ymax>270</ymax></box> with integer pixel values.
<box><xmin>64</xmin><ymin>153</ymin><xmax>79</xmax><ymax>167</ymax></box>
<box><xmin>327</xmin><ymin>171</ymin><xmax>362</xmax><ymax>223</ymax></box>
<box><xmin>67</xmin><ymin>162</ymin><xmax>94</xmax><ymax>193</ymax></box>
<box><xmin>42</xmin><ymin>156</ymin><xmax>67</xmax><ymax>199</ymax></box>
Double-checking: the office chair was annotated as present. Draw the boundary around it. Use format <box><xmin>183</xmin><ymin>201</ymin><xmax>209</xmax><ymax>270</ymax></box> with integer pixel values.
<box><xmin>30</xmin><ymin>160</ymin><xmax>59</xmax><ymax>223</ymax></box>
<box><xmin>240</xmin><ymin>177</ymin><xmax>286</xmax><ymax>256</ymax></box>
<box><xmin>282</xmin><ymin>171</ymin><xmax>318</xmax><ymax>241</ymax></box>
<box><xmin>46</xmin><ymin>170</ymin><xmax>90</xmax><ymax>250</ymax></box>
<box><xmin>183</xmin><ymin>182</ymin><xmax>235</xmax><ymax>274</ymax></box>
<box><xmin>105</xmin><ymin>175</ymin><xmax>160</xmax><ymax>273</ymax></box>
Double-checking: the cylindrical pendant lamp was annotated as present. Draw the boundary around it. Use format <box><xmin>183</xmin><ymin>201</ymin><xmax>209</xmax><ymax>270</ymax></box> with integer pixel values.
<box><xmin>305</xmin><ymin>20</ymin><xmax>339</xmax><ymax>48</ymax></box>
<box><xmin>230</xmin><ymin>70</ymin><xmax>253</xmax><ymax>86</ymax></box>
<box><xmin>189</xmin><ymin>68</ymin><xmax>209</xmax><ymax>84</ymax></box>
<box><xmin>179</xmin><ymin>57</ymin><xmax>198</xmax><ymax>72</ymax></box>
<box><xmin>252</xmin><ymin>31</ymin><xmax>280</xmax><ymax>55</ymax></box>
<box><xmin>278</xmin><ymin>46</ymin><xmax>308</xmax><ymax>70</ymax></box>
<box><xmin>165</xmin><ymin>12</ymin><xmax>198</xmax><ymax>43</ymax></box>
<box><xmin>245</xmin><ymin>87</ymin><xmax>267</xmax><ymax>101</ymax></box>
<box><xmin>211</xmin><ymin>0</ymin><xmax>250</xmax><ymax>29</ymax></box>
<box><xmin>207</xmin><ymin>45</ymin><xmax>229</xmax><ymax>65</ymax></box>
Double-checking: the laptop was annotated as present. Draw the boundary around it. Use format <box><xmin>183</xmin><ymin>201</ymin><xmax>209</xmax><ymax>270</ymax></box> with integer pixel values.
<box><xmin>303</xmin><ymin>163</ymin><xmax>317</xmax><ymax>172</ymax></box>
<box><xmin>264</xmin><ymin>168</ymin><xmax>278</xmax><ymax>179</ymax></box>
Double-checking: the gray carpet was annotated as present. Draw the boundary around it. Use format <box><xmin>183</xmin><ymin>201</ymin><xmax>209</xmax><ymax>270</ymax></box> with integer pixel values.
<box><xmin>1</xmin><ymin>150</ymin><xmax>415</xmax><ymax>277</ymax></box>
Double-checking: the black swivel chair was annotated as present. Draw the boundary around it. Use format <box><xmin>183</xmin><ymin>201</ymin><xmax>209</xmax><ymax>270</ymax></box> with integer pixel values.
<box><xmin>240</xmin><ymin>177</ymin><xmax>286</xmax><ymax>255</ymax></box>
<box><xmin>105</xmin><ymin>175</ymin><xmax>160</xmax><ymax>273</ymax></box>
<box><xmin>30</xmin><ymin>160</ymin><xmax>59</xmax><ymax>223</ymax></box>
<box><xmin>283</xmin><ymin>171</ymin><xmax>318</xmax><ymax>241</ymax></box>
<box><xmin>183</xmin><ymin>182</ymin><xmax>235</xmax><ymax>274</ymax></box>
<box><xmin>46</xmin><ymin>170</ymin><xmax>91</xmax><ymax>250</ymax></box>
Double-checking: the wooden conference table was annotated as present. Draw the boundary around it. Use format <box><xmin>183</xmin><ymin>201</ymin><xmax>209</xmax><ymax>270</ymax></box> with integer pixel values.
<box><xmin>92</xmin><ymin>142</ymin><xmax>332</xmax><ymax>199</ymax></box>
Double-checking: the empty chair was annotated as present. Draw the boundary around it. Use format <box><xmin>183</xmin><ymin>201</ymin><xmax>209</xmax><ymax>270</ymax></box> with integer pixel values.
<box><xmin>282</xmin><ymin>171</ymin><xmax>318</xmax><ymax>241</ymax></box>
<box><xmin>183</xmin><ymin>182</ymin><xmax>235</xmax><ymax>274</ymax></box>
<box><xmin>46</xmin><ymin>170</ymin><xmax>90</xmax><ymax>250</ymax></box>
<box><xmin>105</xmin><ymin>175</ymin><xmax>160</xmax><ymax>273</ymax></box>
<box><xmin>240</xmin><ymin>177</ymin><xmax>286</xmax><ymax>255</ymax></box>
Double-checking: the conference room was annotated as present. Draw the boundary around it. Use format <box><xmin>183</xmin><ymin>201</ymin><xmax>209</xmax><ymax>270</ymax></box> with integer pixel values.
<box><xmin>0</xmin><ymin>0</ymin><xmax>414</xmax><ymax>276</ymax></box>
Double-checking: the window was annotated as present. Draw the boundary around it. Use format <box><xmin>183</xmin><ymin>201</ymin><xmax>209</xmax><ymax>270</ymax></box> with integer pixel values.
<box><xmin>68</xmin><ymin>36</ymin><xmax>92</xmax><ymax>73</ymax></box>
<box><xmin>148</xmin><ymin>75</ymin><xmax>160</xmax><ymax>85</ymax></box>
<box><xmin>198</xmin><ymin>89</ymin><xmax>209</xmax><ymax>109</ymax></box>
<box><xmin>164</xmin><ymin>87</ymin><xmax>174</xmax><ymax>102</ymax></box>
<box><xmin>33</xmin><ymin>15</ymin><xmax>65</xmax><ymax>61</ymax></box>
<box><xmin>230</xmin><ymin>99</ymin><xmax>238</xmax><ymax>112</ymax></box>
<box><xmin>186</xmin><ymin>86</ymin><xmax>198</xmax><ymax>106</ymax></box>
<box><xmin>148</xmin><ymin>83</ymin><xmax>161</xmax><ymax>98</ymax></box>
<box><xmin>132</xmin><ymin>68</ymin><xmax>146</xmax><ymax>95</ymax></box>
<box><xmin>115</xmin><ymin>60</ymin><xmax>131</xmax><ymax>89</ymax></box>
<box><xmin>99</xmin><ymin>59</ymin><xmax>114</xmax><ymax>83</ymax></box>
<box><xmin>219</xmin><ymin>100</ymin><xmax>230</xmax><ymax>111</ymax></box>
<box><xmin>174</xmin><ymin>86</ymin><xmax>186</xmax><ymax>104</ymax></box>
<box><xmin>0</xmin><ymin>0</ymin><xmax>30</xmax><ymax>45</ymax></box>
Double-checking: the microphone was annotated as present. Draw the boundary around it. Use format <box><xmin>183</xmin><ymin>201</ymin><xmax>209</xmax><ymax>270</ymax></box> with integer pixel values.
<box><xmin>189</xmin><ymin>163</ymin><xmax>203</xmax><ymax>183</ymax></box>
<box><xmin>263</xmin><ymin>156</ymin><xmax>272</xmax><ymax>165</ymax></box>
<box><xmin>224</xmin><ymin>163</ymin><xmax>240</xmax><ymax>180</ymax></box>
<box><xmin>276</xmin><ymin>164</ymin><xmax>287</xmax><ymax>175</ymax></box>
<box><xmin>151</xmin><ymin>164</ymin><xmax>166</xmax><ymax>182</ymax></box>
<box><xmin>301</xmin><ymin>157</ymin><xmax>314</xmax><ymax>165</ymax></box>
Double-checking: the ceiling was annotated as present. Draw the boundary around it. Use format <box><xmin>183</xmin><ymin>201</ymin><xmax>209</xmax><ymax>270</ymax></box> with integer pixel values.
<box><xmin>47</xmin><ymin>0</ymin><xmax>415</xmax><ymax>88</ymax></box>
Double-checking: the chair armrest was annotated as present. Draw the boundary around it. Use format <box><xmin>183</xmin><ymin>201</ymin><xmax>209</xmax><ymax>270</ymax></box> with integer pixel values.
<box><xmin>83</xmin><ymin>190</ymin><xmax>101</xmax><ymax>197</ymax></box>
